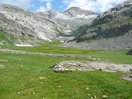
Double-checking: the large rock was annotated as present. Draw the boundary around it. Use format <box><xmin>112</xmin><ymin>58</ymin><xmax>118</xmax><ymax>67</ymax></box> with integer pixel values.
<box><xmin>50</xmin><ymin>61</ymin><xmax>132</xmax><ymax>73</ymax></box>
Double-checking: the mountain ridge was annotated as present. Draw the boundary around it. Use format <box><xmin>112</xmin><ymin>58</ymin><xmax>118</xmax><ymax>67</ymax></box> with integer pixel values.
<box><xmin>0</xmin><ymin>0</ymin><xmax>132</xmax><ymax>50</ymax></box>
<box><xmin>64</xmin><ymin>0</ymin><xmax>132</xmax><ymax>50</ymax></box>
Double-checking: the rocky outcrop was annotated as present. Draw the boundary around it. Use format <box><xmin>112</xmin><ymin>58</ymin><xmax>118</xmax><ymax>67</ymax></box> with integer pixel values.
<box><xmin>50</xmin><ymin>61</ymin><xmax>132</xmax><ymax>73</ymax></box>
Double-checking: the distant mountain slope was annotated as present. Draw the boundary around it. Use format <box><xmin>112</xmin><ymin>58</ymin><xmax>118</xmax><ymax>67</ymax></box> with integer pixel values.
<box><xmin>92</xmin><ymin>0</ymin><xmax>132</xmax><ymax>26</ymax></box>
<box><xmin>37</xmin><ymin>7</ymin><xmax>98</xmax><ymax>41</ymax></box>
<box><xmin>38</xmin><ymin>7</ymin><xmax>97</xmax><ymax>19</ymax></box>
<box><xmin>69</xmin><ymin>0</ymin><xmax>132</xmax><ymax>49</ymax></box>
<box><xmin>0</xmin><ymin>4</ymin><xmax>59</xmax><ymax>45</ymax></box>
<box><xmin>75</xmin><ymin>0</ymin><xmax>132</xmax><ymax>41</ymax></box>
<box><xmin>63</xmin><ymin>7</ymin><xmax>97</xmax><ymax>18</ymax></box>
<box><xmin>0</xmin><ymin>4</ymin><xmax>98</xmax><ymax>44</ymax></box>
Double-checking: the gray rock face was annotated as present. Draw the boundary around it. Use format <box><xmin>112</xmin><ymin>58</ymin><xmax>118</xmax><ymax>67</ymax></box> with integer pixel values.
<box><xmin>0</xmin><ymin>4</ymin><xmax>59</xmax><ymax>43</ymax></box>
<box><xmin>92</xmin><ymin>0</ymin><xmax>132</xmax><ymax>26</ymax></box>
<box><xmin>72</xmin><ymin>0</ymin><xmax>132</xmax><ymax>50</ymax></box>
<box><xmin>63</xmin><ymin>34</ymin><xmax>132</xmax><ymax>50</ymax></box>
<box><xmin>51</xmin><ymin>61</ymin><xmax>132</xmax><ymax>73</ymax></box>
<box><xmin>122</xmin><ymin>75</ymin><xmax>132</xmax><ymax>81</ymax></box>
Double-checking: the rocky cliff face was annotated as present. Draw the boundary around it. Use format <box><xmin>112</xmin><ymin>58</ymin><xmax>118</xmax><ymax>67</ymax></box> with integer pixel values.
<box><xmin>0</xmin><ymin>4</ymin><xmax>59</xmax><ymax>45</ymax></box>
<box><xmin>72</xmin><ymin>0</ymin><xmax>132</xmax><ymax>49</ymax></box>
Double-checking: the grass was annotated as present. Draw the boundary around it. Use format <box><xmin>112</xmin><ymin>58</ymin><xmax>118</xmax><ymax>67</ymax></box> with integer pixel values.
<box><xmin>0</xmin><ymin>35</ymin><xmax>132</xmax><ymax>99</ymax></box>
<box><xmin>0</xmin><ymin>52</ymin><xmax>132</xmax><ymax>99</ymax></box>
<box><xmin>2</xmin><ymin>42</ymin><xmax>132</xmax><ymax>64</ymax></box>
<box><xmin>0</xmin><ymin>27</ymin><xmax>13</xmax><ymax>45</ymax></box>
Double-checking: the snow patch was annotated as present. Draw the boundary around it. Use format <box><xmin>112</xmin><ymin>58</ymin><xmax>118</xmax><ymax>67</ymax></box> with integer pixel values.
<box><xmin>15</xmin><ymin>44</ymin><xmax>33</xmax><ymax>47</ymax></box>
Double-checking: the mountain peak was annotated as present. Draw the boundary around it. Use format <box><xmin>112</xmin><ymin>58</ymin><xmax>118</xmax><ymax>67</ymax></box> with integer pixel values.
<box><xmin>63</xmin><ymin>7</ymin><xmax>98</xmax><ymax>17</ymax></box>
<box><xmin>66</xmin><ymin>7</ymin><xmax>83</xmax><ymax>10</ymax></box>
<box><xmin>64</xmin><ymin>7</ymin><xmax>89</xmax><ymax>13</ymax></box>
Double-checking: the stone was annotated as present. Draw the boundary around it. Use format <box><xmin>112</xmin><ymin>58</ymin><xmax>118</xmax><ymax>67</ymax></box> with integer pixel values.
<box><xmin>102</xmin><ymin>95</ymin><xmax>107</xmax><ymax>98</ymax></box>
<box><xmin>51</xmin><ymin>61</ymin><xmax>132</xmax><ymax>73</ymax></box>
<box><xmin>39</xmin><ymin>76</ymin><xmax>46</xmax><ymax>80</ymax></box>
<box><xmin>122</xmin><ymin>75</ymin><xmax>132</xmax><ymax>81</ymax></box>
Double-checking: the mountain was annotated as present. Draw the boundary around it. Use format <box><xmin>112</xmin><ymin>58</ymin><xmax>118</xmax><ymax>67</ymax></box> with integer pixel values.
<box><xmin>37</xmin><ymin>7</ymin><xmax>98</xmax><ymax>42</ymax></box>
<box><xmin>63</xmin><ymin>7</ymin><xmax>97</xmax><ymax>18</ymax></box>
<box><xmin>0</xmin><ymin>4</ymin><xmax>60</xmax><ymax>45</ymax></box>
<box><xmin>70</xmin><ymin>0</ymin><xmax>132</xmax><ymax>50</ymax></box>
<box><xmin>38</xmin><ymin>7</ymin><xmax>97</xmax><ymax>19</ymax></box>
<box><xmin>0</xmin><ymin>5</ymin><xmax>98</xmax><ymax>45</ymax></box>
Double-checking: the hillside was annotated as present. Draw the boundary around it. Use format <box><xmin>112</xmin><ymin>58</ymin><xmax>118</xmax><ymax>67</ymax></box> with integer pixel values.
<box><xmin>0</xmin><ymin>4</ymin><xmax>98</xmax><ymax>44</ymax></box>
<box><xmin>0</xmin><ymin>1</ymin><xmax>132</xmax><ymax>98</ymax></box>
<box><xmin>0</xmin><ymin>4</ymin><xmax>60</xmax><ymax>45</ymax></box>
<box><xmin>70</xmin><ymin>0</ymin><xmax>132</xmax><ymax>50</ymax></box>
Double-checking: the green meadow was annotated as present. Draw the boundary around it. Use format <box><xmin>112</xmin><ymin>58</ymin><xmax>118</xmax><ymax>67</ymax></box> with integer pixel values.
<box><xmin>0</xmin><ymin>42</ymin><xmax>132</xmax><ymax>99</ymax></box>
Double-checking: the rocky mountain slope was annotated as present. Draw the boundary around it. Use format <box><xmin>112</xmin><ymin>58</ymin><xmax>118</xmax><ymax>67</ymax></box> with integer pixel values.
<box><xmin>37</xmin><ymin>7</ymin><xmax>98</xmax><ymax>41</ymax></box>
<box><xmin>0</xmin><ymin>4</ymin><xmax>60</xmax><ymax>45</ymax></box>
<box><xmin>0</xmin><ymin>5</ymin><xmax>98</xmax><ymax>45</ymax></box>
<box><xmin>69</xmin><ymin>0</ymin><xmax>132</xmax><ymax>50</ymax></box>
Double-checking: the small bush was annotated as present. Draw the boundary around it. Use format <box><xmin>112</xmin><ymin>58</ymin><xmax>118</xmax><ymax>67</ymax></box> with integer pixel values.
<box><xmin>127</xmin><ymin>50</ymin><xmax>132</xmax><ymax>55</ymax></box>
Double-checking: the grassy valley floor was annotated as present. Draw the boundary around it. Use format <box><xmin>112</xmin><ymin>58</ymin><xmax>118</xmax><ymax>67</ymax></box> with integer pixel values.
<box><xmin>0</xmin><ymin>43</ymin><xmax>132</xmax><ymax>99</ymax></box>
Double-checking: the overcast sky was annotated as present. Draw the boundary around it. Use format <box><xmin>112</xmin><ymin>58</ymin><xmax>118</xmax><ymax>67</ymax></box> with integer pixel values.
<box><xmin>0</xmin><ymin>0</ymin><xmax>127</xmax><ymax>13</ymax></box>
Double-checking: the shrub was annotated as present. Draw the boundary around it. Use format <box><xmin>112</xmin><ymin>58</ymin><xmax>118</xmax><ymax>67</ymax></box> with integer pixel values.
<box><xmin>127</xmin><ymin>50</ymin><xmax>132</xmax><ymax>55</ymax></box>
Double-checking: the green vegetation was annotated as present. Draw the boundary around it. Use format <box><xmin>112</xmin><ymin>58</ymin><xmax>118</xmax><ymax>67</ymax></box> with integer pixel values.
<box><xmin>0</xmin><ymin>18</ymin><xmax>9</xmax><ymax>23</ymax></box>
<box><xmin>0</xmin><ymin>52</ymin><xmax>132</xmax><ymax>99</ymax></box>
<box><xmin>0</xmin><ymin>37</ymin><xmax>132</xmax><ymax>99</ymax></box>
<box><xmin>127</xmin><ymin>50</ymin><xmax>132</xmax><ymax>55</ymax></box>
<box><xmin>0</xmin><ymin>27</ymin><xmax>13</xmax><ymax>45</ymax></box>
<box><xmin>1</xmin><ymin>41</ymin><xmax>132</xmax><ymax>64</ymax></box>
<box><xmin>88</xmin><ymin>17</ymin><xmax>132</xmax><ymax>30</ymax></box>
